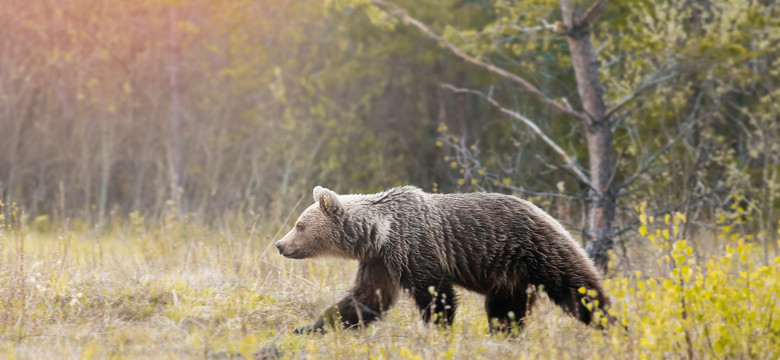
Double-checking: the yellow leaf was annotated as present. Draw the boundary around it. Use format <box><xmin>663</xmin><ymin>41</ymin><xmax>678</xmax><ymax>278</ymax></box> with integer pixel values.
<box><xmin>681</xmin><ymin>265</ymin><xmax>691</xmax><ymax>276</ymax></box>
<box><xmin>676</xmin><ymin>213</ymin><xmax>687</xmax><ymax>224</ymax></box>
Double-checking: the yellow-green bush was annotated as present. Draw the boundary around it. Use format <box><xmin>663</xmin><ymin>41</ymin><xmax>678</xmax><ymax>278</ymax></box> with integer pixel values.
<box><xmin>599</xmin><ymin>203</ymin><xmax>780</xmax><ymax>359</ymax></box>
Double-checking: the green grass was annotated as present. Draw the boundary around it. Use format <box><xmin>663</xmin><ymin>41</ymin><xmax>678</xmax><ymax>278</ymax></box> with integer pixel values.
<box><xmin>1</xmin><ymin>212</ymin><xmax>778</xmax><ymax>359</ymax></box>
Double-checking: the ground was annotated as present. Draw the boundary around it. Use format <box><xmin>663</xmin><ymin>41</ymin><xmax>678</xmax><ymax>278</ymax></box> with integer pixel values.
<box><xmin>0</xmin><ymin>213</ymin><xmax>778</xmax><ymax>359</ymax></box>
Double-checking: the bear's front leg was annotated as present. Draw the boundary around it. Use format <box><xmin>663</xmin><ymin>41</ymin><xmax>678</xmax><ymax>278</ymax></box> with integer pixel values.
<box><xmin>295</xmin><ymin>261</ymin><xmax>398</xmax><ymax>334</ymax></box>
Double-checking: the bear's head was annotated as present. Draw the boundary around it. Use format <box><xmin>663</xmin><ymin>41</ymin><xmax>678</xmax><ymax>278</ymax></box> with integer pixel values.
<box><xmin>275</xmin><ymin>186</ymin><xmax>353</xmax><ymax>259</ymax></box>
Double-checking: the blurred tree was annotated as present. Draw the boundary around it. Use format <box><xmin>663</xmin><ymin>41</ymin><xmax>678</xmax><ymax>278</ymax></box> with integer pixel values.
<box><xmin>0</xmin><ymin>0</ymin><xmax>777</xmax><ymax>266</ymax></box>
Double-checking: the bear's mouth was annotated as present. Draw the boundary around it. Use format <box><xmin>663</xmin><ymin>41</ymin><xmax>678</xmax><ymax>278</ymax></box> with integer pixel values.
<box><xmin>282</xmin><ymin>249</ymin><xmax>306</xmax><ymax>259</ymax></box>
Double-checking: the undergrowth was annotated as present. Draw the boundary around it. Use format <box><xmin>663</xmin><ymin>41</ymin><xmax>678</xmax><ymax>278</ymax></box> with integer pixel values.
<box><xmin>0</xmin><ymin>201</ymin><xmax>778</xmax><ymax>359</ymax></box>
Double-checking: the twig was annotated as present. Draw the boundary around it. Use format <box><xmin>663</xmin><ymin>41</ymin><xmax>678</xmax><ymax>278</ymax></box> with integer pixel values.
<box><xmin>480</xmin><ymin>20</ymin><xmax>559</xmax><ymax>35</ymax></box>
<box><xmin>499</xmin><ymin>183</ymin><xmax>586</xmax><ymax>201</ymax></box>
<box><xmin>618</xmin><ymin>136</ymin><xmax>679</xmax><ymax>191</ymax></box>
<box><xmin>442</xmin><ymin>84</ymin><xmax>598</xmax><ymax>193</ymax></box>
<box><xmin>618</xmin><ymin>109</ymin><xmax>714</xmax><ymax>191</ymax></box>
<box><xmin>578</xmin><ymin>0</ymin><xmax>610</xmax><ymax>27</ymax></box>
<box><xmin>606</xmin><ymin>73</ymin><xmax>677</xmax><ymax>119</ymax></box>
<box><xmin>372</xmin><ymin>0</ymin><xmax>590</xmax><ymax>123</ymax></box>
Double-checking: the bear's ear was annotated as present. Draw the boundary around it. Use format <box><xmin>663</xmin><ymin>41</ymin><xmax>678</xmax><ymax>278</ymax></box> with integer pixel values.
<box><xmin>313</xmin><ymin>186</ymin><xmax>344</xmax><ymax>217</ymax></box>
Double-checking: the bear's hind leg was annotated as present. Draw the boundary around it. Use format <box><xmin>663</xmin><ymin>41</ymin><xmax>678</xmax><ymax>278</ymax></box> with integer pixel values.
<box><xmin>485</xmin><ymin>287</ymin><xmax>534</xmax><ymax>334</ymax></box>
<box><xmin>577</xmin><ymin>287</ymin><xmax>611</xmax><ymax>327</ymax></box>
<box><xmin>546</xmin><ymin>287</ymin><xmax>594</xmax><ymax>325</ymax></box>
<box><xmin>577</xmin><ymin>292</ymin><xmax>593</xmax><ymax>325</ymax></box>
<box><xmin>412</xmin><ymin>282</ymin><xmax>458</xmax><ymax>326</ymax></box>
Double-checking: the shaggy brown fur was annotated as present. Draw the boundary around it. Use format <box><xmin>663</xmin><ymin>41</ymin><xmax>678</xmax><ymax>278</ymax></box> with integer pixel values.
<box><xmin>275</xmin><ymin>186</ymin><xmax>609</xmax><ymax>333</ymax></box>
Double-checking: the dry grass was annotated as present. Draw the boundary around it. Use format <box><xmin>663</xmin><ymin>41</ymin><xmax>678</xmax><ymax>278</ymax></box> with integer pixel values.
<box><xmin>0</xmin><ymin>217</ymin><xmax>603</xmax><ymax>360</ymax></box>
<box><xmin>2</xmin><ymin>212</ymin><xmax>778</xmax><ymax>359</ymax></box>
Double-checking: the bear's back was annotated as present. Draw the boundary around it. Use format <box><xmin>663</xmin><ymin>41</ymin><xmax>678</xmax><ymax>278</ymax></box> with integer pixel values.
<box><xmin>415</xmin><ymin>191</ymin><xmax>590</xmax><ymax>294</ymax></box>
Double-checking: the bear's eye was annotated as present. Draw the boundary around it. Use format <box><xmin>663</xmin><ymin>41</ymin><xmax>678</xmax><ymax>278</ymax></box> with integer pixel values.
<box><xmin>296</xmin><ymin>223</ymin><xmax>305</xmax><ymax>232</ymax></box>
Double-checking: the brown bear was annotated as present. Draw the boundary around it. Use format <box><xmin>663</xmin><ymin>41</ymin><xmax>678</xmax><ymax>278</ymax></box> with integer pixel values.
<box><xmin>275</xmin><ymin>186</ymin><xmax>609</xmax><ymax>333</ymax></box>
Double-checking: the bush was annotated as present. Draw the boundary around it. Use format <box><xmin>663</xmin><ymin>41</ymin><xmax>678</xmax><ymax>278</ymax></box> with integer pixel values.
<box><xmin>599</xmin><ymin>204</ymin><xmax>780</xmax><ymax>359</ymax></box>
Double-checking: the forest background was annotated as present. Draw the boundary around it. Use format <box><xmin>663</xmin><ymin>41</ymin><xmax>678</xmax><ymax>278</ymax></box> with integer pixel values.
<box><xmin>1</xmin><ymin>0</ymin><xmax>779</xmax><ymax>358</ymax></box>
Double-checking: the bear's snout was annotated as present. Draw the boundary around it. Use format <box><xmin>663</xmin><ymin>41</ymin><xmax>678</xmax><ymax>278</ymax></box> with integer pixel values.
<box><xmin>275</xmin><ymin>239</ymin><xmax>305</xmax><ymax>258</ymax></box>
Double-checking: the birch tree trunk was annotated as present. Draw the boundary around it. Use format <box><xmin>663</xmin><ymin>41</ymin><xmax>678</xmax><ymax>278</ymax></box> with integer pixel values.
<box><xmin>560</xmin><ymin>0</ymin><xmax>615</xmax><ymax>270</ymax></box>
<box><xmin>168</xmin><ymin>6</ymin><xmax>184</xmax><ymax>212</ymax></box>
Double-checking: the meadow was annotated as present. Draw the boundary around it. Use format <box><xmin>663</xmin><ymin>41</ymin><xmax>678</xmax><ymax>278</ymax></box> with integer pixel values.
<box><xmin>2</xmin><ymin>0</ymin><xmax>779</xmax><ymax>358</ymax></box>
<box><xmin>1</xmin><ymin>204</ymin><xmax>778</xmax><ymax>359</ymax></box>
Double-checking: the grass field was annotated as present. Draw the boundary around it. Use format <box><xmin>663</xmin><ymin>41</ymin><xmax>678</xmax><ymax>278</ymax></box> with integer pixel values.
<box><xmin>1</xmin><ymin>211</ymin><xmax>778</xmax><ymax>359</ymax></box>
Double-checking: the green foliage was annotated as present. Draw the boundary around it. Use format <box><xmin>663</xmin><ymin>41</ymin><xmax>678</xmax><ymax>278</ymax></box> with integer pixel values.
<box><xmin>599</xmin><ymin>203</ymin><xmax>780</xmax><ymax>358</ymax></box>
<box><xmin>0</xmin><ymin>0</ymin><xmax>455</xmax><ymax>222</ymax></box>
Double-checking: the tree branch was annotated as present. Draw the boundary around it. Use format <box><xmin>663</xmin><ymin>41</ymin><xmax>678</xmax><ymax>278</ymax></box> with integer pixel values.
<box><xmin>442</xmin><ymin>84</ymin><xmax>597</xmax><ymax>192</ymax></box>
<box><xmin>617</xmin><ymin>109</ymin><xmax>713</xmax><ymax>191</ymax></box>
<box><xmin>372</xmin><ymin>0</ymin><xmax>590</xmax><ymax>123</ymax></box>
<box><xmin>579</xmin><ymin>0</ymin><xmax>610</xmax><ymax>27</ymax></box>
<box><xmin>617</xmin><ymin>135</ymin><xmax>678</xmax><ymax>191</ymax></box>
<box><xmin>606</xmin><ymin>73</ymin><xmax>677</xmax><ymax>119</ymax></box>
<box><xmin>480</xmin><ymin>20</ymin><xmax>560</xmax><ymax>35</ymax></box>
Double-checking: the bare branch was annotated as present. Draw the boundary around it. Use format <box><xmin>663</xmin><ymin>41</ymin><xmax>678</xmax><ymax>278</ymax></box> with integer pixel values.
<box><xmin>372</xmin><ymin>0</ymin><xmax>590</xmax><ymax>123</ymax></box>
<box><xmin>579</xmin><ymin>0</ymin><xmax>610</xmax><ymax>27</ymax></box>
<box><xmin>442</xmin><ymin>84</ymin><xmax>598</xmax><ymax>192</ymax></box>
<box><xmin>618</xmin><ymin>110</ymin><xmax>713</xmax><ymax>191</ymax></box>
<box><xmin>481</xmin><ymin>20</ymin><xmax>560</xmax><ymax>35</ymax></box>
<box><xmin>618</xmin><ymin>136</ymin><xmax>678</xmax><ymax>191</ymax></box>
<box><xmin>606</xmin><ymin>73</ymin><xmax>676</xmax><ymax>119</ymax></box>
<box><xmin>501</xmin><ymin>184</ymin><xmax>586</xmax><ymax>201</ymax></box>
